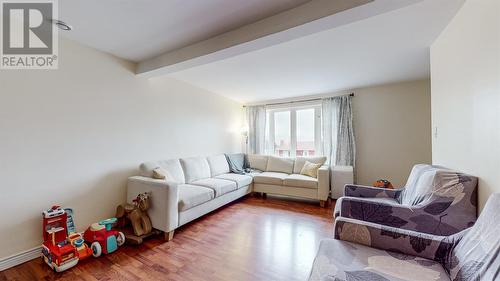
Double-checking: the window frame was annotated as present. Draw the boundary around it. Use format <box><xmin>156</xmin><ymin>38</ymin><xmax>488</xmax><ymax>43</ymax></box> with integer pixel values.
<box><xmin>266</xmin><ymin>103</ymin><xmax>321</xmax><ymax>158</ymax></box>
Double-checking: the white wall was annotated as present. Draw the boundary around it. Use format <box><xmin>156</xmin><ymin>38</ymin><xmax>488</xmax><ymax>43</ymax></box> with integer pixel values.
<box><xmin>353</xmin><ymin>80</ymin><xmax>432</xmax><ymax>187</ymax></box>
<box><xmin>0</xmin><ymin>38</ymin><xmax>243</xmax><ymax>259</ymax></box>
<box><xmin>431</xmin><ymin>0</ymin><xmax>500</xmax><ymax>211</ymax></box>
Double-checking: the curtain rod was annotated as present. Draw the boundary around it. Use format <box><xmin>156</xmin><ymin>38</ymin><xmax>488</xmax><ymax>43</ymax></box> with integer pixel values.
<box><xmin>243</xmin><ymin>92</ymin><xmax>354</xmax><ymax>108</ymax></box>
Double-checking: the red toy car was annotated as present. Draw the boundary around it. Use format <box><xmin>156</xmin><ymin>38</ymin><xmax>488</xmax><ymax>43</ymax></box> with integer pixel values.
<box><xmin>83</xmin><ymin>218</ymin><xmax>125</xmax><ymax>257</ymax></box>
<box><xmin>41</xmin><ymin>206</ymin><xmax>79</xmax><ymax>272</ymax></box>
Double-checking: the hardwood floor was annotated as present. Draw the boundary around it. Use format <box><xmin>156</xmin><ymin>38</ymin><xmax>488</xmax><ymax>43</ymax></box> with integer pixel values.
<box><xmin>0</xmin><ymin>195</ymin><xmax>335</xmax><ymax>281</ymax></box>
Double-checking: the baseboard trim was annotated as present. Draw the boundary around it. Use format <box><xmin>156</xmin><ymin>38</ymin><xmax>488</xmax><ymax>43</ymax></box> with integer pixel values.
<box><xmin>0</xmin><ymin>246</ymin><xmax>41</xmax><ymax>271</ymax></box>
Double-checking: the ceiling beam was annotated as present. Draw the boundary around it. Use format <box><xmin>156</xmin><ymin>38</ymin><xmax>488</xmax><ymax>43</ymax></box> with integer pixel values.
<box><xmin>137</xmin><ymin>0</ymin><xmax>422</xmax><ymax>77</ymax></box>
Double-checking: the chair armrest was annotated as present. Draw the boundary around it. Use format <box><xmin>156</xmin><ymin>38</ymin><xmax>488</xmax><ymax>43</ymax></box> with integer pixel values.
<box><xmin>336</xmin><ymin>196</ymin><xmax>420</xmax><ymax>228</ymax></box>
<box><xmin>334</xmin><ymin>217</ymin><xmax>463</xmax><ymax>263</ymax></box>
<box><xmin>344</xmin><ymin>184</ymin><xmax>402</xmax><ymax>199</ymax></box>
<box><xmin>127</xmin><ymin>176</ymin><xmax>179</xmax><ymax>233</ymax></box>
<box><xmin>317</xmin><ymin>165</ymin><xmax>330</xmax><ymax>200</ymax></box>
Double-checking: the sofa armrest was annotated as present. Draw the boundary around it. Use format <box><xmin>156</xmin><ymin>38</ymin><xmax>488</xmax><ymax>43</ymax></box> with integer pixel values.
<box><xmin>317</xmin><ymin>165</ymin><xmax>330</xmax><ymax>200</ymax></box>
<box><xmin>127</xmin><ymin>176</ymin><xmax>179</xmax><ymax>233</ymax></box>
<box><xmin>334</xmin><ymin>217</ymin><xmax>459</xmax><ymax>262</ymax></box>
<box><xmin>344</xmin><ymin>184</ymin><xmax>402</xmax><ymax>199</ymax></box>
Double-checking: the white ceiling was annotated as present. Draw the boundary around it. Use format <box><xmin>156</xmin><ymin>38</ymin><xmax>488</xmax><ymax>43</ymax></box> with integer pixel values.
<box><xmin>169</xmin><ymin>0</ymin><xmax>464</xmax><ymax>104</ymax></box>
<box><xmin>59</xmin><ymin>0</ymin><xmax>310</xmax><ymax>62</ymax></box>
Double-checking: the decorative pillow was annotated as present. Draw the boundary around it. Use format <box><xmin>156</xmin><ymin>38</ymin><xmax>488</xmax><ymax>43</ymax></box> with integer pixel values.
<box><xmin>300</xmin><ymin>161</ymin><xmax>322</xmax><ymax>178</ymax></box>
<box><xmin>152</xmin><ymin>167</ymin><xmax>169</xmax><ymax>180</ymax></box>
<box><xmin>293</xmin><ymin>156</ymin><xmax>327</xmax><ymax>174</ymax></box>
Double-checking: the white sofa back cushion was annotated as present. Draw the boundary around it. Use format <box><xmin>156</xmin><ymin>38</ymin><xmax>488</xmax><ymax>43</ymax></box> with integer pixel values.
<box><xmin>266</xmin><ymin>156</ymin><xmax>294</xmax><ymax>174</ymax></box>
<box><xmin>207</xmin><ymin>154</ymin><xmax>230</xmax><ymax>177</ymax></box>
<box><xmin>293</xmin><ymin>156</ymin><xmax>327</xmax><ymax>174</ymax></box>
<box><xmin>248</xmin><ymin>154</ymin><xmax>268</xmax><ymax>171</ymax></box>
<box><xmin>180</xmin><ymin>157</ymin><xmax>211</xmax><ymax>183</ymax></box>
<box><xmin>140</xmin><ymin>159</ymin><xmax>186</xmax><ymax>184</ymax></box>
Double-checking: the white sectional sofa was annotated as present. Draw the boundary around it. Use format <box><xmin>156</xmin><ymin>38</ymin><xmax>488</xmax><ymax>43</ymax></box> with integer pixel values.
<box><xmin>127</xmin><ymin>154</ymin><xmax>330</xmax><ymax>241</ymax></box>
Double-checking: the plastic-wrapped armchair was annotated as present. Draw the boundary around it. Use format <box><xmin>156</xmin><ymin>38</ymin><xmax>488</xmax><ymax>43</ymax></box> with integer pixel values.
<box><xmin>334</xmin><ymin>164</ymin><xmax>478</xmax><ymax>235</ymax></box>
<box><xmin>309</xmin><ymin>193</ymin><xmax>500</xmax><ymax>281</ymax></box>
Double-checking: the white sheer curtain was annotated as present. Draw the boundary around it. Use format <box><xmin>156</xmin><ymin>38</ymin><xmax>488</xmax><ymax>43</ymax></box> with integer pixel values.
<box><xmin>245</xmin><ymin>105</ymin><xmax>266</xmax><ymax>154</ymax></box>
<box><xmin>322</xmin><ymin>95</ymin><xmax>356</xmax><ymax>169</ymax></box>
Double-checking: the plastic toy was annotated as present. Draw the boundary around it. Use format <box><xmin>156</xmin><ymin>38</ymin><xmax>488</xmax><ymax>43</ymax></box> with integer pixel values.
<box><xmin>373</xmin><ymin>179</ymin><xmax>394</xmax><ymax>189</ymax></box>
<box><xmin>83</xmin><ymin>218</ymin><xmax>125</xmax><ymax>257</ymax></box>
<box><xmin>64</xmin><ymin>208</ymin><xmax>93</xmax><ymax>260</ymax></box>
<box><xmin>41</xmin><ymin>206</ymin><xmax>79</xmax><ymax>272</ymax></box>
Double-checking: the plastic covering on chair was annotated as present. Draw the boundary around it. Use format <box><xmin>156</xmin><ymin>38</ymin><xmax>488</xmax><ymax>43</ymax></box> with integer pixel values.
<box><xmin>309</xmin><ymin>193</ymin><xmax>500</xmax><ymax>281</ymax></box>
<box><xmin>334</xmin><ymin>164</ymin><xmax>478</xmax><ymax>235</ymax></box>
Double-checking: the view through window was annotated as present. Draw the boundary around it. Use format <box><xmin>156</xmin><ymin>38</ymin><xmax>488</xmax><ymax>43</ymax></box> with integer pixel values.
<box><xmin>296</xmin><ymin>108</ymin><xmax>316</xmax><ymax>156</ymax></box>
<box><xmin>274</xmin><ymin>111</ymin><xmax>291</xmax><ymax>156</ymax></box>
<box><xmin>266</xmin><ymin>105</ymin><xmax>321</xmax><ymax>157</ymax></box>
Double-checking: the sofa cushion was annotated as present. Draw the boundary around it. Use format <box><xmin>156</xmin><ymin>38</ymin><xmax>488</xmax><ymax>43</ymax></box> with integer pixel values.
<box><xmin>247</xmin><ymin>170</ymin><xmax>262</xmax><ymax>177</ymax></box>
<box><xmin>215</xmin><ymin>173</ymin><xmax>252</xmax><ymax>188</ymax></box>
<box><xmin>207</xmin><ymin>154</ymin><xmax>230</xmax><ymax>177</ymax></box>
<box><xmin>266</xmin><ymin>156</ymin><xmax>294</xmax><ymax>174</ymax></box>
<box><xmin>293</xmin><ymin>156</ymin><xmax>327</xmax><ymax>174</ymax></box>
<box><xmin>247</xmin><ymin>154</ymin><xmax>268</xmax><ymax>171</ymax></box>
<box><xmin>283</xmin><ymin>174</ymin><xmax>318</xmax><ymax>189</ymax></box>
<box><xmin>180</xmin><ymin>157</ymin><xmax>211</xmax><ymax>183</ymax></box>
<box><xmin>191</xmin><ymin>178</ymin><xmax>237</xmax><ymax>197</ymax></box>
<box><xmin>140</xmin><ymin>159</ymin><xmax>185</xmax><ymax>184</ymax></box>
<box><xmin>178</xmin><ymin>184</ymin><xmax>215</xmax><ymax>211</ymax></box>
<box><xmin>308</xmin><ymin>239</ymin><xmax>449</xmax><ymax>281</ymax></box>
<box><xmin>253</xmin><ymin>172</ymin><xmax>288</xmax><ymax>185</ymax></box>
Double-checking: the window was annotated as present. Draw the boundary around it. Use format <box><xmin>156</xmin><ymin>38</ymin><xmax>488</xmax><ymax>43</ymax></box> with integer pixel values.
<box><xmin>266</xmin><ymin>105</ymin><xmax>321</xmax><ymax>157</ymax></box>
<box><xmin>296</xmin><ymin>108</ymin><xmax>316</xmax><ymax>156</ymax></box>
<box><xmin>273</xmin><ymin>110</ymin><xmax>291</xmax><ymax>157</ymax></box>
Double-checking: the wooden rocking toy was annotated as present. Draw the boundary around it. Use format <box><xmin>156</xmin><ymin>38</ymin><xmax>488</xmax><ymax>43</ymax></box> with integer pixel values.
<box><xmin>116</xmin><ymin>192</ymin><xmax>160</xmax><ymax>244</ymax></box>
